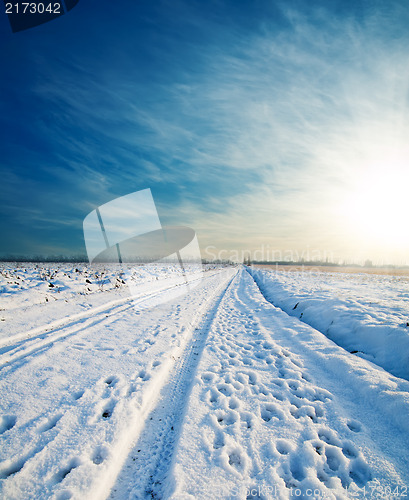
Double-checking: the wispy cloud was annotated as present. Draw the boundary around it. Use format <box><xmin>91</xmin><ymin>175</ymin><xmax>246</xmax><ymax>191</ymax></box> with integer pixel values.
<box><xmin>1</xmin><ymin>0</ymin><xmax>408</xmax><ymax>261</ymax></box>
<box><xmin>153</xmin><ymin>2</ymin><xmax>409</xmax><ymax>262</ymax></box>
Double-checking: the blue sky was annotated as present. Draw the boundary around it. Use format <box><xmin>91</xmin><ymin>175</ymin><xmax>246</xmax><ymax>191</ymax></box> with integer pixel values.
<box><xmin>1</xmin><ymin>0</ymin><xmax>408</xmax><ymax>264</ymax></box>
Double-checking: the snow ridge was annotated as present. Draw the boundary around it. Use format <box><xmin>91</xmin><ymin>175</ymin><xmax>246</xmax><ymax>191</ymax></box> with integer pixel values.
<box><xmin>247</xmin><ymin>267</ymin><xmax>409</xmax><ymax>381</ymax></box>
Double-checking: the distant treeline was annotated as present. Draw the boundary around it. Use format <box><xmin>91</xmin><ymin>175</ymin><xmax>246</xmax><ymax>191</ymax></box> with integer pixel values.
<box><xmin>253</xmin><ymin>260</ymin><xmax>343</xmax><ymax>266</ymax></box>
<box><xmin>0</xmin><ymin>255</ymin><xmax>89</xmax><ymax>263</ymax></box>
<box><xmin>0</xmin><ymin>256</ymin><xmax>407</xmax><ymax>269</ymax></box>
<box><xmin>0</xmin><ymin>255</ymin><xmax>235</xmax><ymax>265</ymax></box>
<box><xmin>251</xmin><ymin>260</ymin><xmax>409</xmax><ymax>269</ymax></box>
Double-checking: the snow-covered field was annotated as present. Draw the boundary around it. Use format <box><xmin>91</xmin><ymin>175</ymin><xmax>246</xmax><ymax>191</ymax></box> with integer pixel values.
<box><xmin>249</xmin><ymin>267</ymin><xmax>409</xmax><ymax>381</ymax></box>
<box><xmin>0</xmin><ymin>264</ymin><xmax>408</xmax><ymax>499</ymax></box>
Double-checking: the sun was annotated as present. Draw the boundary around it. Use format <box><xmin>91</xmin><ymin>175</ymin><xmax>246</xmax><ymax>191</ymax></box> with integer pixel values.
<box><xmin>340</xmin><ymin>163</ymin><xmax>409</xmax><ymax>257</ymax></box>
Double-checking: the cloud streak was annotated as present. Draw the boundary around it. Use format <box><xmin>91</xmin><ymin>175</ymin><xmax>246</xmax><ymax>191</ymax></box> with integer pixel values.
<box><xmin>1</xmin><ymin>0</ymin><xmax>408</xmax><ymax>262</ymax></box>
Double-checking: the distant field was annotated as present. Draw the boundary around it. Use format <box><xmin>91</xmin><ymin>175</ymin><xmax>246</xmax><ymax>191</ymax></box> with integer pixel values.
<box><xmin>253</xmin><ymin>264</ymin><xmax>409</xmax><ymax>277</ymax></box>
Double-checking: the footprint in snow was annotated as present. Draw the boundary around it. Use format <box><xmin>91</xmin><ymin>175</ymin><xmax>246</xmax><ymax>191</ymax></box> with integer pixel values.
<box><xmin>228</xmin><ymin>396</ymin><xmax>240</xmax><ymax>410</ymax></box>
<box><xmin>0</xmin><ymin>415</ymin><xmax>17</xmax><ymax>435</ymax></box>
<box><xmin>104</xmin><ymin>375</ymin><xmax>118</xmax><ymax>387</ymax></box>
<box><xmin>240</xmin><ymin>411</ymin><xmax>253</xmax><ymax>429</ymax></box>
<box><xmin>347</xmin><ymin>419</ymin><xmax>362</xmax><ymax>433</ymax></box>
<box><xmin>91</xmin><ymin>445</ymin><xmax>108</xmax><ymax>465</ymax></box>
<box><xmin>72</xmin><ymin>390</ymin><xmax>84</xmax><ymax>401</ymax></box>
<box><xmin>349</xmin><ymin>457</ymin><xmax>372</xmax><ymax>486</ymax></box>
<box><xmin>38</xmin><ymin>413</ymin><xmax>63</xmax><ymax>433</ymax></box>
<box><xmin>213</xmin><ymin>430</ymin><xmax>225</xmax><ymax>449</ymax></box>
<box><xmin>215</xmin><ymin>409</ymin><xmax>239</xmax><ymax>426</ymax></box>
<box><xmin>261</xmin><ymin>403</ymin><xmax>284</xmax><ymax>422</ymax></box>
<box><xmin>227</xmin><ymin>357</ymin><xmax>240</xmax><ymax>366</ymax></box>
<box><xmin>201</xmin><ymin>372</ymin><xmax>216</xmax><ymax>384</ymax></box>
<box><xmin>318</xmin><ymin>428</ymin><xmax>343</xmax><ymax>447</ymax></box>
<box><xmin>0</xmin><ymin>457</ymin><xmax>26</xmax><ymax>479</ymax></box>
<box><xmin>216</xmin><ymin>383</ymin><xmax>234</xmax><ymax>396</ymax></box>
<box><xmin>229</xmin><ymin>450</ymin><xmax>242</xmax><ymax>467</ymax></box>
<box><xmin>101</xmin><ymin>399</ymin><xmax>116</xmax><ymax>419</ymax></box>
<box><xmin>272</xmin><ymin>391</ymin><xmax>285</xmax><ymax>401</ymax></box>
<box><xmin>341</xmin><ymin>441</ymin><xmax>359</xmax><ymax>459</ymax></box>
<box><xmin>52</xmin><ymin>457</ymin><xmax>81</xmax><ymax>485</ymax></box>
<box><xmin>307</xmin><ymin>428</ymin><xmax>372</xmax><ymax>490</ymax></box>
<box><xmin>208</xmin><ymin>388</ymin><xmax>220</xmax><ymax>405</ymax></box>
<box><xmin>137</xmin><ymin>369</ymin><xmax>150</xmax><ymax>381</ymax></box>
<box><xmin>275</xmin><ymin>439</ymin><xmax>293</xmax><ymax>455</ymax></box>
<box><xmin>126</xmin><ymin>383</ymin><xmax>138</xmax><ymax>397</ymax></box>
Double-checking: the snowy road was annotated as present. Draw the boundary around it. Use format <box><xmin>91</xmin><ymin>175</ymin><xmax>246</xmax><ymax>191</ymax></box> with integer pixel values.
<box><xmin>0</xmin><ymin>265</ymin><xmax>408</xmax><ymax>499</ymax></box>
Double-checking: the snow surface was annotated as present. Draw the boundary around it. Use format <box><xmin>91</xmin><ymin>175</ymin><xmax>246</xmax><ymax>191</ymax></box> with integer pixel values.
<box><xmin>0</xmin><ymin>264</ymin><xmax>408</xmax><ymax>499</ymax></box>
<box><xmin>248</xmin><ymin>267</ymin><xmax>409</xmax><ymax>381</ymax></box>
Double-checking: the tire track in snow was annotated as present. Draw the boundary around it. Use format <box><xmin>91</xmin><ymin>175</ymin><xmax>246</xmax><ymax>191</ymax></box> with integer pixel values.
<box><xmin>0</xmin><ymin>269</ymin><xmax>236</xmax><ymax>499</ymax></box>
<box><xmin>164</xmin><ymin>268</ymin><xmax>408</xmax><ymax>499</ymax></box>
<box><xmin>108</xmin><ymin>271</ymin><xmax>239</xmax><ymax>500</ymax></box>
<box><xmin>0</xmin><ymin>275</ymin><xmax>205</xmax><ymax>371</ymax></box>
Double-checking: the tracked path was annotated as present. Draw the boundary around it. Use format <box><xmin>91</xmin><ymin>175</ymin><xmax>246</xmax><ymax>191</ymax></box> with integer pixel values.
<box><xmin>0</xmin><ymin>273</ymin><xmax>206</xmax><ymax>371</ymax></box>
<box><xmin>1</xmin><ymin>267</ymin><xmax>409</xmax><ymax>500</ymax></box>
<box><xmin>147</xmin><ymin>268</ymin><xmax>409</xmax><ymax>499</ymax></box>
<box><xmin>109</xmin><ymin>271</ymin><xmax>238</xmax><ymax>499</ymax></box>
<box><xmin>0</xmin><ymin>268</ymin><xmax>237</xmax><ymax>500</ymax></box>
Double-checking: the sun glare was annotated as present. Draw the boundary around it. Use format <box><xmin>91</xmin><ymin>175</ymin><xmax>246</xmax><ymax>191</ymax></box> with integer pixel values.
<box><xmin>341</xmin><ymin>163</ymin><xmax>409</xmax><ymax>258</ymax></box>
